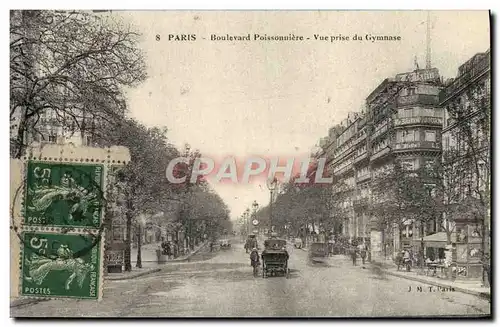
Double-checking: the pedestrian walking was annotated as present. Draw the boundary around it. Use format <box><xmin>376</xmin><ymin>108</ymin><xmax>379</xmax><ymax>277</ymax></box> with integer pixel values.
<box><xmin>351</xmin><ymin>246</ymin><xmax>357</xmax><ymax>266</ymax></box>
<box><xmin>160</xmin><ymin>238</ymin><xmax>168</xmax><ymax>255</ymax></box>
<box><xmin>250</xmin><ymin>247</ymin><xmax>260</xmax><ymax>277</ymax></box>
<box><xmin>173</xmin><ymin>242</ymin><xmax>178</xmax><ymax>258</ymax></box>
<box><xmin>360</xmin><ymin>245</ymin><xmax>367</xmax><ymax>265</ymax></box>
<box><xmin>166</xmin><ymin>242</ymin><xmax>172</xmax><ymax>260</ymax></box>
<box><xmin>481</xmin><ymin>252</ymin><xmax>490</xmax><ymax>287</ymax></box>
<box><xmin>395</xmin><ymin>251</ymin><xmax>403</xmax><ymax>270</ymax></box>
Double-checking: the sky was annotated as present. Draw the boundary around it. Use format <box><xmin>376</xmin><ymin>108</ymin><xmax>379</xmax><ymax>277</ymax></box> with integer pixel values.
<box><xmin>115</xmin><ymin>10</ymin><xmax>490</xmax><ymax>219</ymax></box>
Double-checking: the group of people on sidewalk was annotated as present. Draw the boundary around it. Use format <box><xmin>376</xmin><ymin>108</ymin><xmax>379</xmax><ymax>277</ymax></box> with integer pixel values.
<box><xmin>348</xmin><ymin>243</ymin><xmax>369</xmax><ymax>266</ymax></box>
<box><xmin>159</xmin><ymin>239</ymin><xmax>185</xmax><ymax>260</ymax></box>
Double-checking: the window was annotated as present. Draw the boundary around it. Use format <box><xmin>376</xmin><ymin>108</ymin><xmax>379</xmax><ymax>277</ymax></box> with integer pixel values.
<box><xmin>425</xmin><ymin>131</ymin><xmax>436</xmax><ymax>142</ymax></box>
<box><xmin>443</xmin><ymin>136</ymin><xmax>450</xmax><ymax>150</ymax></box>
<box><xmin>401</xmin><ymin>159</ymin><xmax>415</xmax><ymax>171</ymax></box>
<box><xmin>83</xmin><ymin>135</ymin><xmax>92</xmax><ymax>146</ymax></box>
<box><xmin>48</xmin><ymin>134</ymin><xmax>56</xmax><ymax>143</ymax></box>
<box><xmin>401</xmin><ymin>130</ymin><xmax>415</xmax><ymax>142</ymax></box>
<box><xmin>113</xmin><ymin>226</ymin><xmax>123</xmax><ymax>241</ymax></box>
<box><xmin>423</xmin><ymin>108</ymin><xmax>434</xmax><ymax>117</ymax></box>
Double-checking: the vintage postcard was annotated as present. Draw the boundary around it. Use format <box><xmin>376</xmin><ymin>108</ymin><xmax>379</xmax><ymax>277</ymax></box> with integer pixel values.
<box><xmin>10</xmin><ymin>10</ymin><xmax>491</xmax><ymax>318</ymax></box>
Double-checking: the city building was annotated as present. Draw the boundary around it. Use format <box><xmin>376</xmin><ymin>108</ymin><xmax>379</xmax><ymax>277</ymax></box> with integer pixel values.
<box><xmin>319</xmin><ymin>67</ymin><xmax>443</xmax><ymax>260</ymax></box>
<box><xmin>439</xmin><ymin>49</ymin><xmax>490</xmax><ymax>282</ymax></box>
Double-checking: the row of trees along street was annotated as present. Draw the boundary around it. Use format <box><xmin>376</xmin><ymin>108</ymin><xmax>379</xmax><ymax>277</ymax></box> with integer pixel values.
<box><xmin>253</xmin><ymin>162</ymin><xmax>344</xmax><ymax>246</ymax></box>
<box><xmin>10</xmin><ymin>10</ymin><xmax>231</xmax><ymax>271</ymax></box>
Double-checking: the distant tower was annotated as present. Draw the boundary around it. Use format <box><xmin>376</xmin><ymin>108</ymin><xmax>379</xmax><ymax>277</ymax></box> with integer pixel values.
<box><xmin>426</xmin><ymin>11</ymin><xmax>432</xmax><ymax>69</ymax></box>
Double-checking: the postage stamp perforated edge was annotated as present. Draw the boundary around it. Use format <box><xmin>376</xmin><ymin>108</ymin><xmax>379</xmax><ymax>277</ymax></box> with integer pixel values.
<box><xmin>21</xmin><ymin>159</ymin><xmax>107</xmax><ymax>229</ymax></box>
<box><xmin>18</xmin><ymin>229</ymin><xmax>106</xmax><ymax>301</ymax></box>
<box><xmin>14</xmin><ymin>145</ymin><xmax>130</xmax><ymax>301</ymax></box>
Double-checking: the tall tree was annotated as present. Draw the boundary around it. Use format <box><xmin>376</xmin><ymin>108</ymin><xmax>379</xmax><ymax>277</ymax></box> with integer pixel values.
<box><xmin>10</xmin><ymin>10</ymin><xmax>147</xmax><ymax>157</ymax></box>
<box><xmin>445</xmin><ymin>81</ymin><xmax>490</xmax><ymax>259</ymax></box>
<box><xmin>96</xmin><ymin>118</ymin><xmax>180</xmax><ymax>271</ymax></box>
<box><xmin>370</xmin><ymin>161</ymin><xmax>440</xmax><ymax>258</ymax></box>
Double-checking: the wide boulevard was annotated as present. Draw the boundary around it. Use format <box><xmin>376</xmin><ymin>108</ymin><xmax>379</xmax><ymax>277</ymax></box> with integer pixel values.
<box><xmin>12</xmin><ymin>237</ymin><xmax>490</xmax><ymax>317</ymax></box>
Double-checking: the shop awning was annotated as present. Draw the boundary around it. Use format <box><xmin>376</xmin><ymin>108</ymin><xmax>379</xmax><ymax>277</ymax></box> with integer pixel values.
<box><xmin>414</xmin><ymin>232</ymin><xmax>456</xmax><ymax>248</ymax></box>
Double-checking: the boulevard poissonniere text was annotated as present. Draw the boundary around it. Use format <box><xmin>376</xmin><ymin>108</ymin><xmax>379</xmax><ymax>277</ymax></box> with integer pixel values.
<box><xmin>156</xmin><ymin>33</ymin><xmax>401</xmax><ymax>43</ymax></box>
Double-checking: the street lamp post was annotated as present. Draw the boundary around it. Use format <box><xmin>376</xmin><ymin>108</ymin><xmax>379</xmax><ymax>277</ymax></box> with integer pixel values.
<box><xmin>252</xmin><ymin>200</ymin><xmax>259</xmax><ymax>235</ymax></box>
<box><xmin>244</xmin><ymin>208</ymin><xmax>250</xmax><ymax>235</ymax></box>
<box><xmin>266</xmin><ymin>177</ymin><xmax>278</xmax><ymax>236</ymax></box>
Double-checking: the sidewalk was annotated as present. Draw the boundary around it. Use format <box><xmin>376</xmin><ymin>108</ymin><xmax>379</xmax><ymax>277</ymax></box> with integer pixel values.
<box><xmin>370</xmin><ymin>260</ymin><xmax>491</xmax><ymax>300</ymax></box>
<box><xmin>10</xmin><ymin>242</ymin><xmax>210</xmax><ymax>308</ymax></box>
<box><xmin>105</xmin><ymin>240</ymin><xmax>209</xmax><ymax>280</ymax></box>
<box><xmin>105</xmin><ymin>267</ymin><xmax>162</xmax><ymax>281</ymax></box>
<box><xmin>10</xmin><ymin>297</ymin><xmax>50</xmax><ymax>309</ymax></box>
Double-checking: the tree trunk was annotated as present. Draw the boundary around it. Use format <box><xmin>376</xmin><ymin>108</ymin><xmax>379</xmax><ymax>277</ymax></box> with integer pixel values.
<box><xmin>13</xmin><ymin>10</ymin><xmax>33</xmax><ymax>159</ymax></box>
<box><xmin>13</xmin><ymin>113</ymin><xmax>28</xmax><ymax>159</ymax></box>
<box><xmin>420</xmin><ymin>234</ymin><xmax>425</xmax><ymax>270</ymax></box>
<box><xmin>445</xmin><ymin>228</ymin><xmax>454</xmax><ymax>280</ymax></box>
<box><xmin>136</xmin><ymin>224</ymin><xmax>142</xmax><ymax>268</ymax></box>
<box><xmin>124</xmin><ymin>198</ymin><xmax>133</xmax><ymax>272</ymax></box>
<box><xmin>189</xmin><ymin>219</ymin><xmax>194</xmax><ymax>250</ymax></box>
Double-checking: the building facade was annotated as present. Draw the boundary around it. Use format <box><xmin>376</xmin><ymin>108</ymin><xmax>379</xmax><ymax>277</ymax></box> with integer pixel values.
<box><xmin>320</xmin><ymin>68</ymin><xmax>443</xmax><ymax>259</ymax></box>
<box><xmin>439</xmin><ymin>49</ymin><xmax>490</xmax><ymax>282</ymax></box>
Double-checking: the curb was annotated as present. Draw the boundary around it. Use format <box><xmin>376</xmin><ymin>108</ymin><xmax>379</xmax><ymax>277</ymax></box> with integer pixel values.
<box><xmin>10</xmin><ymin>297</ymin><xmax>49</xmax><ymax>308</ymax></box>
<box><xmin>105</xmin><ymin>268</ymin><xmax>162</xmax><ymax>281</ymax></box>
<box><xmin>106</xmin><ymin>241</ymin><xmax>209</xmax><ymax>280</ymax></box>
<box><xmin>168</xmin><ymin>241</ymin><xmax>209</xmax><ymax>263</ymax></box>
<box><xmin>377</xmin><ymin>266</ymin><xmax>491</xmax><ymax>300</ymax></box>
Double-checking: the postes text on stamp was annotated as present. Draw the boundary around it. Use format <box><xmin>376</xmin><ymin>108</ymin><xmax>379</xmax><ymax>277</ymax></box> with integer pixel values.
<box><xmin>24</xmin><ymin>162</ymin><xmax>104</xmax><ymax>228</ymax></box>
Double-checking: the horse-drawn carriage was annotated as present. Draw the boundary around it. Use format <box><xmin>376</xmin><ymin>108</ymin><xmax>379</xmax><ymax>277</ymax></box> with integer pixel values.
<box><xmin>261</xmin><ymin>238</ymin><xmax>290</xmax><ymax>278</ymax></box>
<box><xmin>308</xmin><ymin>242</ymin><xmax>328</xmax><ymax>263</ymax></box>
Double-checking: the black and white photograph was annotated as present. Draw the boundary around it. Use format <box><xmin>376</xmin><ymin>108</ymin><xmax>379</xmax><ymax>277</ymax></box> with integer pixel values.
<box><xmin>8</xmin><ymin>8</ymin><xmax>491</xmax><ymax>318</ymax></box>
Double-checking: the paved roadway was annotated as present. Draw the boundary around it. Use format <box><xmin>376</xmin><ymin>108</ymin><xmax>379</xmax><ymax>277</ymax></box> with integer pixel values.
<box><xmin>12</xmin><ymin>238</ymin><xmax>490</xmax><ymax>317</ymax></box>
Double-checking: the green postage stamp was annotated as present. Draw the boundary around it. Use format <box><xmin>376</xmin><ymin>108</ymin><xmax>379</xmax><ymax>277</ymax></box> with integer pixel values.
<box><xmin>24</xmin><ymin>162</ymin><xmax>104</xmax><ymax>228</ymax></box>
<box><xmin>21</xmin><ymin>231</ymin><xmax>101</xmax><ymax>299</ymax></box>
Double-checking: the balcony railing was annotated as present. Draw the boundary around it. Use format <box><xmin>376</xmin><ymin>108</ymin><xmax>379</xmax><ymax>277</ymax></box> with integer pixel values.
<box><xmin>394</xmin><ymin>116</ymin><xmax>443</xmax><ymax>127</ymax></box>
<box><xmin>334</xmin><ymin>161</ymin><xmax>353</xmax><ymax>175</ymax></box>
<box><xmin>370</xmin><ymin>146</ymin><xmax>391</xmax><ymax>161</ymax></box>
<box><xmin>353</xmin><ymin>151</ymin><xmax>368</xmax><ymax>164</ymax></box>
<box><xmin>356</xmin><ymin>173</ymin><xmax>371</xmax><ymax>183</ymax></box>
<box><xmin>354</xmin><ymin>133</ymin><xmax>367</xmax><ymax>145</ymax></box>
<box><xmin>393</xmin><ymin>141</ymin><xmax>441</xmax><ymax>151</ymax></box>
<box><xmin>333</xmin><ymin>145</ymin><xmax>355</xmax><ymax>164</ymax></box>
<box><xmin>371</xmin><ymin>123</ymin><xmax>389</xmax><ymax>140</ymax></box>
<box><xmin>397</xmin><ymin>94</ymin><xmax>439</xmax><ymax>107</ymax></box>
